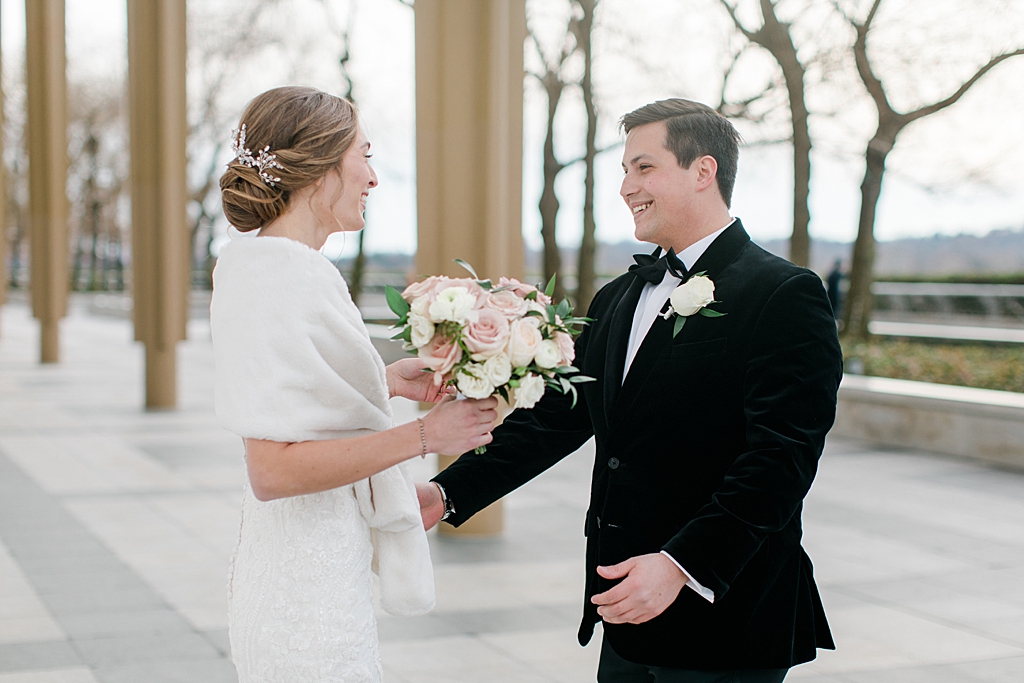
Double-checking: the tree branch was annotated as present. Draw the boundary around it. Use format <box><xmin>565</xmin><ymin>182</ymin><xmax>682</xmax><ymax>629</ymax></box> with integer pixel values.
<box><xmin>849</xmin><ymin>0</ymin><xmax>894</xmax><ymax>118</ymax></box>
<box><xmin>905</xmin><ymin>47</ymin><xmax>1024</xmax><ymax>123</ymax></box>
<box><xmin>717</xmin><ymin>0</ymin><xmax>756</xmax><ymax>40</ymax></box>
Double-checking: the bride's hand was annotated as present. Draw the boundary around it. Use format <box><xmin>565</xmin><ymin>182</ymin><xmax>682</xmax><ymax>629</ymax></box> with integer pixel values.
<box><xmin>421</xmin><ymin>395</ymin><xmax>498</xmax><ymax>455</ymax></box>
<box><xmin>386</xmin><ymin>358</ymin><xmax>454</xmax><ymax>403</ymax></box>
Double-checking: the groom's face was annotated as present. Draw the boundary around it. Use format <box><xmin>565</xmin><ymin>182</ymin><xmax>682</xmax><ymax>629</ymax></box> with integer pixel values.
<box><xmin>620</xmin><ymin>121</ymin><xmax>700</xmax><ymax>247</ymax></box>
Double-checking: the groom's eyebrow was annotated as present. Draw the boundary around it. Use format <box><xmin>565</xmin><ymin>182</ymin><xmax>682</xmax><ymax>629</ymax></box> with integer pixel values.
<box><xmin>624</xmin><ymin>153</ymin><xmax>652</xmax><ymax>170</ymax></box>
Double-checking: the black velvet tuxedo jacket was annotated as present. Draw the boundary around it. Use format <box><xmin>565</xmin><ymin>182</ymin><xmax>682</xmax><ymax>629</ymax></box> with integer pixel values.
<box><xmin>433</xmin><ymin>220</ymin><xmax>843</xmax><ymax>669</ymax></box>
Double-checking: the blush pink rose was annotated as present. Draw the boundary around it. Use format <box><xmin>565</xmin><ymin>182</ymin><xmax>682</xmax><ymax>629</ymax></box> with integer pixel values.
<box><xmin>403</xmin><ymin>276</ymin><xmax>444</xmax><ymax>302</ymax></box>
<box><xmin>554</xmin><ymin>331</ymin><xmax>575</xmax><ymax>365</ymax></box>
<box><xmin>418</xmin><ymin>333</ymin><xmax>463</xmax><ymax>385</ymax></box>
<box><xmin>487</xmin><ymin>289</ymin><xmax>528</xmax><ymax>319</ymax></box>
<box><xmin>464</xmin><ymin>307</ymin><xmax>511</xmax><ymax>360</ymax></box>
<box><xmin>507</xmin><ymin>316</ymin><xmax>543</xmax><ymax>368</ymax></box>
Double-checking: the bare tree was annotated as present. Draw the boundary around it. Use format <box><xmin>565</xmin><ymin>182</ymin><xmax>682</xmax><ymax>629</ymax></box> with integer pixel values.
<box><xmin>0</xmin><ymin>48</ymin><xmax>6</xmax><ymax>319</ymax></box>
<box><xmin>187</xmin><ymin>1</ymin><xmax>286</xmax><ymax>289</ymax></box>
<box><xmin>719</xmin><ymin>0</ymin><xmax>815</xmax><ymax>267</ymax></box>
<box><xmin>571</xmin><ymin>0</ymin><xmax>601</xmax><ymax>313</ymax></box>
<box><xmin>838</xmin><ymin>0</ymin><xmax>1024</xmax><ymax>337</ymax></box>
<box><xmin>528</xmin><ymin>7</ymin><xmax>583</xmax><ymax>304</ymax></box>
<box><xmin>66</xmin><ymin>78</ymin><xmax>129</xmax><ymax>292</ymax></box>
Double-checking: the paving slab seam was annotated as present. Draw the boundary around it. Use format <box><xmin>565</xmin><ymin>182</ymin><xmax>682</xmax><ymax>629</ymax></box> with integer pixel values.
<box><xmin>0</xmin><ymin>449</ymin><xmax>232</xmax><ymax>681</ymax></box>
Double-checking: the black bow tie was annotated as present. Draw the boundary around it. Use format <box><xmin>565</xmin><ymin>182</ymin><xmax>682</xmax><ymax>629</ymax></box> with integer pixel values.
<box><xmin>628</xmin><ymin>247</ymin><xmax>688</xmax><ymax>285</ymax></box>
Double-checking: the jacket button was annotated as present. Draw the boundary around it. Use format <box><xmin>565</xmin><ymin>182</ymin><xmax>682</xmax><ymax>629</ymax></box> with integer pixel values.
<box><xmin>607</xmin><ymin>457</ymin><xmax>619</xmax><ymax>470</ymax></box>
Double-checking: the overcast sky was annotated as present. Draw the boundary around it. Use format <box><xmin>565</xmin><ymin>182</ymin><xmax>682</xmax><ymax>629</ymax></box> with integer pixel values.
<box><xmin>3</xmin><ymin>0</ymin><xmax>1023</xmax><ymax>261</ymax></box>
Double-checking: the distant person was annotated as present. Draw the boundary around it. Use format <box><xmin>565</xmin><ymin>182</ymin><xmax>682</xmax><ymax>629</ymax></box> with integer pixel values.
<box><xmin>419</xmin><ymin>98</ymin><xmax>843</xmax><ymax>682</ymax></box>
<box><xmin>211</xmin><ymin>86</ymin><xmax>497</xmax><ymax>682</ymax></box>
<box><xmin>826</xmin><ymin>259</ymin><xmax>843</xmax><ymax>319</ymax></box>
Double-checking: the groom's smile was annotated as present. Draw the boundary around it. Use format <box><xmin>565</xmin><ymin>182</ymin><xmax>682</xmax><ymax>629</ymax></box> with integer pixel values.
<box><xmin>620</xmin><ymin>121</ymin><xmax>695</xmax><ymax>249</ymax></box>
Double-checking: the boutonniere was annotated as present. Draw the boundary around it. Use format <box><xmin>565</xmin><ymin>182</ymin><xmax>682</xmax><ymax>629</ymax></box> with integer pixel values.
<box><xmin>661</xmin><ymin>272</ymin><xmax>727</xmax><ymax>337</ymax></box>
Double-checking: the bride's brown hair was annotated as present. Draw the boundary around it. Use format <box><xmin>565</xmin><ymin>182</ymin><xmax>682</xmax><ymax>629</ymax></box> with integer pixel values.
<box><xmin>220</xmin><ymin>86</ymin><xmax>359</xmax><ymax>232</ymax></box>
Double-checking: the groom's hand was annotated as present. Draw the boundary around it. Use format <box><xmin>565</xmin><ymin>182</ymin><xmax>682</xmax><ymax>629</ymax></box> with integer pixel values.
<box><xmin>416</xmin><ymin>482</ymin><xmax>445</xmax><ymax>531</ymax></box>
<box><xmin>591</xmin><ymin>553</ymin><xmax>688</xmax><ymax>625</ymax></box>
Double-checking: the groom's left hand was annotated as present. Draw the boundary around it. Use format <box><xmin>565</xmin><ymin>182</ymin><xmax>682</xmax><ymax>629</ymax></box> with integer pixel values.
<box><xmin>591</xmin><ymin>553</ymin><xmax>688</xmax><ymax>624</ymax></box>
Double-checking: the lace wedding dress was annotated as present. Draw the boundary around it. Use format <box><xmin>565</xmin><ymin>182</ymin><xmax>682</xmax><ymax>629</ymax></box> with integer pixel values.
<box><xmin>211</xmin><ymin>235</ymin><xmax>434</xmax><ymax>683</ymax></box>
<box><xmin>227</xmin><ymin>485</ymin><xmax>381</xmax><ymax>682</ymax></box>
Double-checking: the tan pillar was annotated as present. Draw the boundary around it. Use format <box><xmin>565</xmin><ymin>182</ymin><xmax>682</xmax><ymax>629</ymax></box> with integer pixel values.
<box><xmin>415</xmin><ymin>0</ymin><xmax>526</xmax><ymax>537</ymax></box>
<box><xmin>25</xmin><ymin>0</ymin><xmax>69</xmax><ymax>363</ymax></box>
<box><xmin>127</xmin><ymin>0</ymin><xmax>188</xmax><ymax>409</ymax></box>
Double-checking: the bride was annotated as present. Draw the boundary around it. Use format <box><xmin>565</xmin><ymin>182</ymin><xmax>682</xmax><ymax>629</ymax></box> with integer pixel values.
<box><xmin>211</xmin><ymin>86</ymin><xmax>497</xmax><ymax>682</ymax></box>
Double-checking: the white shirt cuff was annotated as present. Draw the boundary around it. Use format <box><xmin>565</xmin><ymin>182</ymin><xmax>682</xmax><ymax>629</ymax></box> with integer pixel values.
<box><xmin>660</xmin><ymin>550</ymin><xmax>715</xmax><ymax>603</ymax></box>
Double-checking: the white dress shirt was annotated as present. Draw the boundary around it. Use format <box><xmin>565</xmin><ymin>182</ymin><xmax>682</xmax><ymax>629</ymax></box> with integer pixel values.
<box><xmin>622</xmin><ymin>220</ymin><xmax>734</xmax><ymax>603</ymax></box>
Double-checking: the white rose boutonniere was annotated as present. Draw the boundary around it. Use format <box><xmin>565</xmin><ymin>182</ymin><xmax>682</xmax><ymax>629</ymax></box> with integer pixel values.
<box><xmin>662</xmin><ymin>272</ymin><xmax>726</xmax><ymax>337</ymax></box>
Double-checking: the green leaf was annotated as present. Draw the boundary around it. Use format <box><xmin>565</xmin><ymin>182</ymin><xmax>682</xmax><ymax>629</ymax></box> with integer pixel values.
<box><xmin>559</xmin><ymin>377</ymin><xmax>572</xmax><ymax>394</ymax></box>
<box><xmin>454</xmin><ymin>259</ymin><xmax>479</xmax><ymax>279</ymax></box>
<box><xmin>525</xmin><ymin>309</ymin><xmax>544</xmax><ymax>318</ymax></box>
<box><xmin>699</xmin><ymin>308</ymin><xmax>727</xmax><ymax>318</ymax></box>
<box><xmin>389</xmin><ymin>329</ymin><xmax>406</xmax><ymax>341</ymax></box>
<box><xmin>385</xmin><ymin>285</ymin><xmax>411</xmax><ymax>318</ymax></box>
<box><xmin>525</xmin><ymin>290</ymin><xmax>538</xmax><ymax>301</ymax></box>
<box><xmin>556</xmin><ymin>298</ymin><xmax>571</xmax><ymax>320</ymax></box>
<box><xmin>690</xmin><ymin>270</ymin><xmax>707</xmax><ymax>278</ymax></box>
<box><xmin>546</xmin><ymin>304</ymin><xmax>557</xmax><ymax>325</ymax></box>
<box><xmin>673</xmin><ymin>315</ymin><xmax>687</xmax><ymax>338</ymax></box>
<box><xmin>569</xmin><ymin>375</ymin><xmax>596</xmax><ymax>383</ymax></box>
<box><xmin>478</xmin><ymin>280</ymin><xmax>493</xmax><ymax>290</ymax></box>
<box><xmin>569</xmin><ymin>385</ymin><xmax>579</xmax><ymax>409</ymax></box>
<box><xmin>544</xmin><ymin>274</ymin><xmax>557</xmax><ymax>297</ymax></box>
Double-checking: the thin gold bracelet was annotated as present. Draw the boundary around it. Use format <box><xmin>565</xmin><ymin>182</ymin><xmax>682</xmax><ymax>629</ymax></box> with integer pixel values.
<box><xmin>416</xmin><ymin>418</ymin><xmax>428</xmax><ymax>458</ymax></box>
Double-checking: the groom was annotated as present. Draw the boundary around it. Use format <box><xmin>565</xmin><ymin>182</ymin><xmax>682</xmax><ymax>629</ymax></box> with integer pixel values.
<box><xmin>418</xmin><ymin>99</ymin><xmax>842</xmax><ymax>682</ymax></box>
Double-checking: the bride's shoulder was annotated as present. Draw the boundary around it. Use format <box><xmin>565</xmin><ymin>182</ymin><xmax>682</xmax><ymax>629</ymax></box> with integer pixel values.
<box><xmin>212</xmin><ymin>236</ymin><xmax>348</xmax><ymax>313</ymax></box>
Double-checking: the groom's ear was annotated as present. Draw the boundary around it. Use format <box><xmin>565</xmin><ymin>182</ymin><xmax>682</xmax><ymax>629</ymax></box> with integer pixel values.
<box><xmin>694</xmin><ymin>155</ymin><xmax>718</xmax><ymax>192</ymax></box>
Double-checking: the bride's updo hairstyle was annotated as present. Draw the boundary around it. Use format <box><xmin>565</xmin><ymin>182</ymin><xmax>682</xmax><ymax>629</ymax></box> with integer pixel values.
<box><xmin>220</xmin><ymin>86</ymin><xmax>358</xmax><ymax>232</ymax></box>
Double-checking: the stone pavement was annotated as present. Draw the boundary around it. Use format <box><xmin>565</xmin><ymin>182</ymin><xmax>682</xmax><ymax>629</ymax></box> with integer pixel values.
<box><xmin>1</xmin><ymin>296</ymin><xmax>1023</xmax><ymax>682</ymax></box>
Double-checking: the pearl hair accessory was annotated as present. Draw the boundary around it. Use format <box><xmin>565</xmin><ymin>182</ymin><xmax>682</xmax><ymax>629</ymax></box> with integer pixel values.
<box><xmin>229</xmin><ymin>124</ymin><xmax>284</xmax><ymax>187</ymax></box>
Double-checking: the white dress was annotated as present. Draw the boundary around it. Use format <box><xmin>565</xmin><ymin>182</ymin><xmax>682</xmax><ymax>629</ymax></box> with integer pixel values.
<box><xmin>210</xmin><ymin>235</ymin><xmax>434</xmax><ymax>683</ymax></box>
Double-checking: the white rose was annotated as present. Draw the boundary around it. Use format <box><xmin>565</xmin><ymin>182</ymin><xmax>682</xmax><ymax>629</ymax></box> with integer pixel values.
<box><xmin>512</xmin><ymin>373</ymin><xmax>546</xmax><ymax>410</ymax></box>
<box><xmin>482</xmin><ymin>353</ymin><xmax>512</xmax><ymax>387</ymax></box>
<box><xmin>429</xmin><ymin>286</ymin><xmax>478</xmax><ymax>324</ymax></box>
<box><xmin>507</xmin><ymin>317</ymin><xmax>543</xmax><ymax>368</ymax></box>
<box><xmin>533</xmin><ymin>339</ymin><xmax>561</xmax><ymax>369</ymax></box>
<box><xmin>456</xmin><ymin>364</ymin><xmax>495</xmax><ymax>399</ymax></box>
<box><xmin>410</xmin><ymin>296</ymin><xmax>430</xmax><ymax>318</ymax></box>
<box><xmin>408</xmin><ymin>313</ymin><xmax>435</xmax><ymax>348</ymax></box>
<box><xmin>669</xmin><ymin>275</ymin><xmax>716</xmax><ymax>317</ymax></box>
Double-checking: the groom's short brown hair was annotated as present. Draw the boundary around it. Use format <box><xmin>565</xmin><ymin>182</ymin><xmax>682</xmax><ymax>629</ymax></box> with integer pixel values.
<box><xmin>620</xmin><ymin>99</ymin><xmax>741</xmax><ymax>208</ymax></box>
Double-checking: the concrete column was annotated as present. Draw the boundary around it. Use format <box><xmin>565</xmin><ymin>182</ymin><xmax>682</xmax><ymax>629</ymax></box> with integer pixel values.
<box><xmin>127</xmin><ymin>0</ymin><xmax>188</xmax><ymax>409</ymax></box>
<box><xmin>25</xmin><ymin>0</ymin><xmax>68</xmax><ymax>363</ymax></box>
<box><xmin>415</xmin><ymin>0</ymin><xmax>526</xmax><ymax>537</ymax></box>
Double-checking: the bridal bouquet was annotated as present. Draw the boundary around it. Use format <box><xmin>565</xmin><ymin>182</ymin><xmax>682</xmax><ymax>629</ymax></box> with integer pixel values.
<box><xmin>385</xmin><ymin>261</ymin><xmax>593</xmax><ymax>413</ymax></box>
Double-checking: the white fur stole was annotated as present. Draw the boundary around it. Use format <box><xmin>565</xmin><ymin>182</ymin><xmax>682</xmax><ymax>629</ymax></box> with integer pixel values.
<box><xmin>211</xmin><ymin>235</ymin><xmax>434</xmax><ymax>616</ymax></box>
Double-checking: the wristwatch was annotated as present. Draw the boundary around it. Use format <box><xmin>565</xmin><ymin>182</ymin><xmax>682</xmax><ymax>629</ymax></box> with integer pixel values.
<box><xmin>434</xmin><ymin>482</ymin><xmax>455</xmax><ymax>522</ymax></box>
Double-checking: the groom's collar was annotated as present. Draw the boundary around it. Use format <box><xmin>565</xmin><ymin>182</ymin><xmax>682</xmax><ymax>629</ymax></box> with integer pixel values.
<box><xmin>686</xmin><ymin>218</ymin><xmax>750</xmax><ymax>281</ymax></box>
<box><xmin>676</xmin><ymin>218</ymin><xmax>736</xmax><ymax>272</ymax></box>
<box><xmin>646</xmin><ymin>218</ymin><xmax>738</xmax><ymax>274</ymax></box>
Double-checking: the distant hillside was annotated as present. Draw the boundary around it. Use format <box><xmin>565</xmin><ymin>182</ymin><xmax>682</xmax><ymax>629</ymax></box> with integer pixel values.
<box><xmin>338</xmin><ymin>226</ymin><xmax>1024</xmax><ymax>280</ymax></box>
<box><xmin>585</xmin><ymin>227</ymin><xmax>1024</xmax><ymax>278</ymax></box>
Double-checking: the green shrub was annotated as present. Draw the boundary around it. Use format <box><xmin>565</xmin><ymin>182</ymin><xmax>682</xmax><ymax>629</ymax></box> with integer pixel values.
<box><xmin>842</xmin><ymin>340</ymin><xmax>1024</xmax><ymax>394</ymax></box>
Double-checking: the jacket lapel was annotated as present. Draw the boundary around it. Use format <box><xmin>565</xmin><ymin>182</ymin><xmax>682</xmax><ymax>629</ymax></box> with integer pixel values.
<box><xmin>602</xmin><ymin>276</ymin><xmax>645</xmax><ymax>425</ymax></box>
<box><xmin>610</xmin><ymin>220</ymin><xmax>751</xmax><ymax>423</ymax></box>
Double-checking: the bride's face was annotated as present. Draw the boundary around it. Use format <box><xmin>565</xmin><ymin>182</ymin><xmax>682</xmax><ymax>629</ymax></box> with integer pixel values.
<box><xmin>321</xmin><ymin>127</ymin><xmax>378</xmax><ymax>232</ymax></box>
